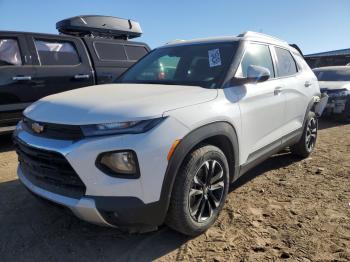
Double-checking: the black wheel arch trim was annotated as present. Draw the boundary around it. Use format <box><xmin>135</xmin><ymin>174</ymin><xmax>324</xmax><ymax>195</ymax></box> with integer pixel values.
<box><xmin>158</xmin><ymin>121</ymin><xmax>240</xmax><ymax>223</ymax></box>
<box><xmin>303</xmin><ymin>97</ymin><xmax>318</xmax><ymax>127</ymax></box>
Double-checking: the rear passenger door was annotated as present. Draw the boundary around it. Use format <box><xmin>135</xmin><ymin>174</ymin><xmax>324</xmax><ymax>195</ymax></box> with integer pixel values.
<box><xmin>25</xmin><ymin>34</ymin><xmax>94</xmax><ymax>99</ymax></box>
<box><xmin>0</xmin><ymin>33</ymin><xmax>35</xmax><ymax>129</ymax></box>
<box><xmin>271</xmin><ymin>46</ymin><xmax>309</xmax><ymax>136</ymax></box>
<box><xmin>83</xmin><ymin>38</ymin><xmax>149</xmax><ymax>84</ymax></box>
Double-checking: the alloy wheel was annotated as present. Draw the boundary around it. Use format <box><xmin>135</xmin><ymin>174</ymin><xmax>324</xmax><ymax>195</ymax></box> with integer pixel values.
<box><xmin>306</xmin><ymin>117</ymin><xmax>317</xmax><ymax>151</ymax></box>
<box><xmin>188</xmin><ymin>160</ymin><xmax>225</xmax><ymax>223</ymax></box>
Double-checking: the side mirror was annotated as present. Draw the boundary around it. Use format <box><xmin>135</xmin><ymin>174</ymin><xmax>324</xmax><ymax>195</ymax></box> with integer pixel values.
<box><xmin>232</xmin><ymin>65</ymin><xmax>271</xmax><ymax>85</ymax></box>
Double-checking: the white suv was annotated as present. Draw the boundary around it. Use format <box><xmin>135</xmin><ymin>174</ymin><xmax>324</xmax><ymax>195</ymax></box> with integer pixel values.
<box><xmin>14</xmin><ymin>32</ymin><xmax>323</xmax><ymax>236</ymax></box>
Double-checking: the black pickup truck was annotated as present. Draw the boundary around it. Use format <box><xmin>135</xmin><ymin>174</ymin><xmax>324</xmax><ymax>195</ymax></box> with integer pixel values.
<box><xmin>0</xmin><ymin>15</ymin><xmax>150</xmax><ymax>133</ymax></box>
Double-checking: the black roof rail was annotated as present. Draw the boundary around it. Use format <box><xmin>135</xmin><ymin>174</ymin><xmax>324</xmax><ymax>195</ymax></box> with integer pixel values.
<box><xmin>289</xmin><ymin>44</ymin><xmax>304</xmax><ymax>57</ymax></box>
<box><xmin>56</xmin><ymin>15</ymin><xmax>142</xmax><ymax>40</ymax></box>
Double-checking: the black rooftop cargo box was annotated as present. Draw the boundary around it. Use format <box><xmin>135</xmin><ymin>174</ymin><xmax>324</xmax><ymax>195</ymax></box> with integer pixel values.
<box><xmin>56</xmin><ymin>15</ymin><xmax>142</xmax><ymax>39</ymax></box>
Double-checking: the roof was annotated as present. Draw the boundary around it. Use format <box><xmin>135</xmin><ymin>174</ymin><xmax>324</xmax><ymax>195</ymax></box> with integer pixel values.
<box><xmin>163</xmin><ymin>36</ymin><xmax>241</xmax><ymax>47</ymax></box>
<box><xmin>306</xmin><ymin>48</ymin><xmax>350</xmax><ymax>58</ymax></box>
<box><xmin>0</xmin><ymin>30</ymin><xmax>141</xmax><ymax>43</ymax></box>
<box><xmin>0</xmin><ymin>30</ymin><xmax>68</xmax><ymax>38</ymax></box>
<box><xmin>238</xmin><ymin>31</ymin><xmax>289</xmax><ymax>46</ymax></box>
<box><xmin>313</xmin><ymin>65</ymin><xmax>350</xmax><ymax>71</ymax></box>
<box><xmin>163</xmin><ymin>31</ymin><xmax>290</xmax><ymax>48</ymax></box>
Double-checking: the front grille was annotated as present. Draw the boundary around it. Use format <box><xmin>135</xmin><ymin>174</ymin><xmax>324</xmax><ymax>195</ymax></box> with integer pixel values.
<box><xmin>14</xmin><ymin>137</ymin><xmax>86</xmax><ymax>199</ymax></box>
<box><xmin>0</xmin><ymin>111</ymin><xmax>22</xmax><ymax>127</ymax></box>
<box><xmin>22</xmin><ymin>117</ymin><xmax>84</xmax><ymax>140</ymax></box>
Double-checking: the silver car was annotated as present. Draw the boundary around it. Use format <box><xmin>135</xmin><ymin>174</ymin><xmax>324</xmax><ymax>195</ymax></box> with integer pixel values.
<box><xmin>314</xmin><ymin>66</ymin><xmax>350</xmax><ymax>120</ymax></box>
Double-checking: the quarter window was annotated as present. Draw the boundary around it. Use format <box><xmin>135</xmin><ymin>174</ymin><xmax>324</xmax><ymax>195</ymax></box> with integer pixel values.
<box><xmin>275</xmin><ymin>47</ymin><xmax>298</xmax><ymax>77</ymax></box>
<box><xmin>237</xmin><ymin>43</ymin><xmax>275</xmax><ymax>78</ymax></box>
<box><xmin>0</xmin><ymin>38</ymin><xmax>22</xmax><ymax>66</ymax></box>
<box><xmin>294</xmin><ymin>53</ymin><xmax>309</xmax><ymax>71</ymax></box>
<box><xmin>34</xmin><ymin>39</ymin><xmax>80</xmax><ymax>66</ymax></box>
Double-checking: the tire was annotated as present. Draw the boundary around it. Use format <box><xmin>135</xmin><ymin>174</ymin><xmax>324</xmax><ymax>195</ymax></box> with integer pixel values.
<box><xmin>291</xmin><ymin>111</ymin><xmax>318</xmax><ymax>158</ymax></box>
<box><xmin>166</xmin><ymin>145</ymin><xmax>229</xmax><ymax>236</ymax></box>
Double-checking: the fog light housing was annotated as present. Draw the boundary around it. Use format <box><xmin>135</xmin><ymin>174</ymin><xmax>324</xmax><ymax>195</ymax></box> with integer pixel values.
<box><xmin>96</xmin><ymin>151</ymin><xmax>140</xmax><ymax>178</ymax></box>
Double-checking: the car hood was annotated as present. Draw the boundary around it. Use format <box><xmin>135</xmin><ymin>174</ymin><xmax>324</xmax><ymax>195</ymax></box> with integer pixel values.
<box><xmin>319</xmin><ymin>81</ymin><xmax>350</xmax><ymax>91</ymax></box>
<box><xmin>24</xmin><ymin>83</ymin><xmax>217</xmax><ymax>125</ymax></box>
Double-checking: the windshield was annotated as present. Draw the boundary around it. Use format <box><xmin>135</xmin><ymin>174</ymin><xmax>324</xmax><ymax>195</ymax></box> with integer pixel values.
<box><xmin>314</xmin><ymin>69</ymin><xmax>350</xmax><ymax>81</ymax></box>
<box><xmin>119</xmin><ymin>42</ymin><xmax>238</xmax><ymax>88</ymax></box>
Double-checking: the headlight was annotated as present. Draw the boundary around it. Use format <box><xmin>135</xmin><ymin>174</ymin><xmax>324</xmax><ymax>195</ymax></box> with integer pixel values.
<box><xmin>81</xmin><ymin>117</ymin><xmax>165</xmax><ymax>137</ymax></box>
<box><xmin>96</xmin><ymin>151</ymin><xmax>139</xmax><ymax>178</ymax></box>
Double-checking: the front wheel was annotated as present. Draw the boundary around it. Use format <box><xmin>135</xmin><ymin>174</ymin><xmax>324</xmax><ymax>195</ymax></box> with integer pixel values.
<box><xmin>166</xmin><ymin>145</ymin><xmax>229</xmax><ymax>236</ymax></box>
<box><xmin>291</xmin><ymin>111</ymin><xmax>318</xmax><ymax>158</ymax></box>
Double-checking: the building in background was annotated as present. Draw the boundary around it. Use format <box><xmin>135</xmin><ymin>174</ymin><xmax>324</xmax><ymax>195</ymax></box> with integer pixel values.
<box><xmin>305</xmin><ymin>48</ymin><xmax>350</xmax><ymax>68</ymax></box>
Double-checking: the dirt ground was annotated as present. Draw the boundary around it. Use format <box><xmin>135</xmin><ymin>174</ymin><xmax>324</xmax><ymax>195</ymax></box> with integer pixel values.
<box><xmin>0</xmin><ymin>119</ymin><xmax>349</xmax><ymax>262</ymax></box>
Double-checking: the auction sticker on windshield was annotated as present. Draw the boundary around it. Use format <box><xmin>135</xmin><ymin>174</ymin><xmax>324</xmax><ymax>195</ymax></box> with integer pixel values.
<box><xmin>208</xmin><ymin>48</ymin><xmax>222</xmax><ymax>67</ymax></box>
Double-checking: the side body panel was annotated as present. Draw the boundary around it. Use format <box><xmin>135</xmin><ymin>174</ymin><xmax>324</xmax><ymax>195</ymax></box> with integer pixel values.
<box><xmin>227</xmin><ymin>41</ymin><xmax>286</xmax><ymax>165</ymax></box>
<box><xmin>0</xmin><ymin>32</ymin><xmax>34</xmax><ymax>129</ymax></box>
<box><xmin>270</xmin><ymin>46</ymin><xmax>315</xmax><ymax>138</ymax></box>
<box><xmin>25</xmin><ymin>33</ymin><xmax>94</xmax><ymax>99</ymax></box>
<box><xmin>164</xmin><ymin>90</ymin><xmax>242</xmax><ymax>166</ymax></box>
<box><xmin>230</xmin><ymin>80</ymin><xmax>285</xmax><ymax>165</ymax></box>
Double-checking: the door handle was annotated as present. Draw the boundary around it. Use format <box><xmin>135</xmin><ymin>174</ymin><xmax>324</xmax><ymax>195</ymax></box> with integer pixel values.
<box><xmin>304</xmin><ymin>81</ymin><xmax>312</xmax><ymax>87</ymax></box>
<box><xmin>274</xmin><ymin>87</ymin><xmax>282</xmax><ymax>96</ymax></box>
<box><xmin>74</xmin><ymin>74</ymin><xmax>90</xmax><ymax>80</ymax></box>
<box><xmin>12</xmin><ymin>76</ymin><xmax>32</xmax><ymax>81</ymax></box>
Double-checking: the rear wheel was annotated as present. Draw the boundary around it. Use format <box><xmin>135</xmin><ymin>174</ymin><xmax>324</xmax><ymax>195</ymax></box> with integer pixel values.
<box><xmin>291</xmin><ymin>111</ymin><xmax>318</xmax><ymax>158</ymax></box>
<box><xmin>166</xmin><ymin>145</ymin><xmax>229</xmax><ymax>236</ymax></box>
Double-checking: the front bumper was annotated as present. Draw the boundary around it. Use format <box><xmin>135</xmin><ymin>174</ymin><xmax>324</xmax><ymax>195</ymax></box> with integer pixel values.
<box><xmin>18</xmin><ymin>166</ymin><xmax>113</xmax><ymax>227</ymax></box>
<box><xmin>18</xmin><ymin>165</ymin><xmax>168</xmax><ymax>229</ymax></box>
<box><xmin>324</xmin><ymin>97</ymin><xmax>349</xmax><ymax>114</ymax></box>
<box><xmin>14</xmin><ymin>117</ymin><xmax>189</xmax><ymax>228</ymax></box>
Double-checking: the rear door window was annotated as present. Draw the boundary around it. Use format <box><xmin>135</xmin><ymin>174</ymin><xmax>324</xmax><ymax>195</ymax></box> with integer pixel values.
<box><xmin>0</xmin><ymin>38</ymin><xmax>22</xmax><ymax>66</ymax></box>
<box><xmin>237</xmin><ymin>43</ymin><xmax>275</xmax><ymax>78</ymax></box>
<box><xmin>94</xmin><ymin>42</ymin><xmax>127</xmax><ymax>61</ymax></box>
<box><xmin>275</xmin><ymin>47</ymin><xmax>298</xmax><ymax>77</ymax></box>
<box><xmin>34</xmin><ymin>39</ymin><xmax>80</xmax><ymax>66</ymax></box>
<box><xmin>125</xmin><ymin>45</ymin><xmax>148</xmax><ymax>60</ymax></box>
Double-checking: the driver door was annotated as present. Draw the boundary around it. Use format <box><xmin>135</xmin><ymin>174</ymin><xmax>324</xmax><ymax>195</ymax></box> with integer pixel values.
<box><xmin>232</xmin><ymin>42</ymin><xmax>286</xmax><ymax>164</ymax></box>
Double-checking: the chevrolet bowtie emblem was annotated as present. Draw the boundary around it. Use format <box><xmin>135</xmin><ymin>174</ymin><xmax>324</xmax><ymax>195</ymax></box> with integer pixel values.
<box><xmin>31</xmin><ymin>122</ymin><xmax>44</xmax><ymax>133</ymax></box>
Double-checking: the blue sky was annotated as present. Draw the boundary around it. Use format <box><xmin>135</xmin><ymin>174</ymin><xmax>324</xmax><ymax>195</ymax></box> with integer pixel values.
<box><xmin>0</xmin><ymin>0</ymin><xmax>349</xmax><ymax>54</ymax></box>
